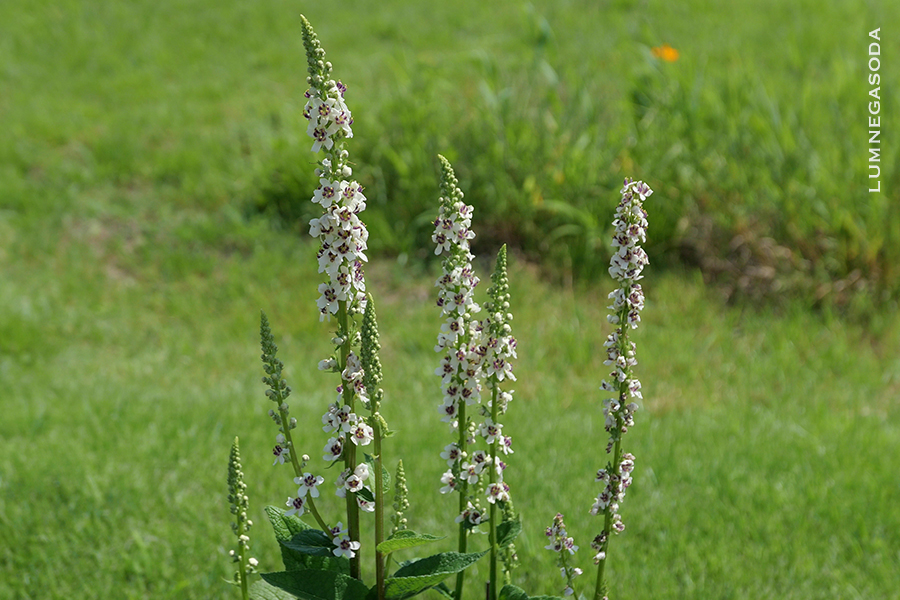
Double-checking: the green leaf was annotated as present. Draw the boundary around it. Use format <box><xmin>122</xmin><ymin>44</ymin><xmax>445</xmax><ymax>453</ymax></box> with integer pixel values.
<box><xmin>380</xmin><ymin>462</ymin><xmax>391</xmax><ymax>494</ymax></box>
<box><xmin>383</xmin><ymin>550</ymin><xmax>488</xmax><ymax>600</ymax></box>
<box><xmin>497</xmin><ymin>584</ymin><xmax>564</xmax><ymax>600</ymax></box>
<box><xmin>497</xmin><ymin>518</ymin><xmax>522</xmax><ymax>548</ymax></box>
<box><xmin>431</xmin><ymin>582</ymin><xmax>453</xmax><ymax>599</ymax></box>
<box><xmin>250</xmin><ymin>579</ymin><xmax>300</xmax><ymax>600</ymax></box>
<box><xmin>261</xmin><ymin>570</ymin><xmax>369</xmax><ymax>600</ymax></box>
<box><xmin>375</xmin><ymin>530</ymin><xmax>445</xmax><ymax>554</ymax></box>
<box><xmin>498</xmin><ymin>584</ymin><xmax>529</xmax><ymax>600</ymax></box>
<box><xmin>281</xmin><ymin>529</ymin><xmax>336</xmax><ymax>557</ymax></box>
<box><xmin>357</xmin><ymin>486</ymin><xmax>376</xmax><ymax>503</ymax></box>
<box><xmin>265</xmin><ymin>506</ymin><xmax>349</xmax><ymax>574</ymax></box>
<box><xmin>364</xmin><ymin>453</ymin><xmax>392</xmax><ymax>494</ymax></box>
<box><xmin>266</xmin><ymin>505</ymin><xmax>314</xmax><ymax>541</ymax></box>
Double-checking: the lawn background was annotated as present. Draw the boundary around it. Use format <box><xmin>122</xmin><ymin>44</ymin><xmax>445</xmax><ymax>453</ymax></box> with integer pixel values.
<box><xmin>1</xmin><ymin>1</ymin><xmax>899</xmax><ymax>599</ymax></box>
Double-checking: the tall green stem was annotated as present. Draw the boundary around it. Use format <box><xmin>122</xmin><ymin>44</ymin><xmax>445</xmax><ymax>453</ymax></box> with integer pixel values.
<box><xmin>594</xmin><ymin>302</ymin><xmax>629</xmax><ymax>600</ymax></box>
<box><xmin>487</xmin><ymin>383</ymin><xmax>499</xmax><ymax>600</ymax></box>
<box><xmin>338</xmin><ymin>301</ymin><xmax>361</xmax><ymax>580</ymax></box>
<box><xmin>454</xmin><ymin>401</ymin><xmax>469</xmax><ymax>600</ymax></box>
<box><xmin>238</xmin><ymin>541</ymin><xmax>249</xmax><ymax>600</ymax></box>
<box><xmin>373</xmin><ymin>416</ymin><xmax>386</xmax><ymax>600</ymax></box>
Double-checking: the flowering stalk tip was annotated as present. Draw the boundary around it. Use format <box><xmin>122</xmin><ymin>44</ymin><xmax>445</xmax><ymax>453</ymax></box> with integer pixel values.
<box><xmin>227</xmin><ymin>437</ymin><xmax>257</xmax><ymax>600</ymax></box>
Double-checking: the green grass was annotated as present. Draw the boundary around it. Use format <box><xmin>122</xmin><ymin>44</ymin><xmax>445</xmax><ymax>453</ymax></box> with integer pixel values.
<box><xmin>1</xmin><ymin>218</ymin><xmax>898</xmax><ymax>598</ymax></box>
<box><xmin>3</xmin><ymin>1</ymin><xmax>898</xmax><ymax>303</ymax></box>
<box><xmin>2</xmin><ymin>1</ymin><xmax>900</xmax><ymax>599</ymax></box>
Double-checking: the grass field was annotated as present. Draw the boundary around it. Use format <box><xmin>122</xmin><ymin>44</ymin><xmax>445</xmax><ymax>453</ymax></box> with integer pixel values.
<box><xmin>2</xmin><ymin>1</ymin><xmax>899</xmax><ymax>599</ymax></box>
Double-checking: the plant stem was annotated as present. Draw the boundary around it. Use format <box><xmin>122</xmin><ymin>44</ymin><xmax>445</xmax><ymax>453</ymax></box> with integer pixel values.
<box><xmin>373</xmin><ymin>415</ymin><xmax>386</xmax><ymax>600</ymax></box>
<box><xmin>487</xmin><ymin>383</ymin><xmax>499</xmax><ymax>600</ymax></box>
<box><xmin>238</xmin><ymin>542</ymin><xmax>249</xmax><ymax>600</ymax></box>
<box><xmin>278</xmin><ymin>407</ymin><xmax>330</xmax><ymax>532</ymax></box>
<box><xmin>454</xmin><ymin>400</ymin><xmax>469</xmax><ymax>600</ymax></box>
<box><xmin>595</xmin><ymin>302</ymin><xmax>630</xmax><ymax>600</ymax></box>
<box><xmin>338</xmin><ymin>301</ymin><xmax>362</xmax><ymax>580</ymax></box>
<box><xmin>594</xmin><ymin>436</ymin><xmax>623</xmax><ymax>600</ymax></box>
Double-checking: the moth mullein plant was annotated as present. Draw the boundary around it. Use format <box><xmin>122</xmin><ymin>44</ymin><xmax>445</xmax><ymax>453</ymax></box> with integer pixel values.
<box><xmin>228</xmin><ymin>16</ymin><xmax>498</xmax><ymax>600</ymax></box>
<box><xmin>301</xmin><ymin>12</ymin><xmax>371</xmax><ymax>580</ymax></box>
<box><xmin>433</xmin><ymin>157</ymin><xmax>520</xmax><ymax>600</ymax></box>
<box><xmin>590</xmin><ymin>178</ymin><xmax>651</xmax><ymax>600</ymax></box>
<box><xmin>432</xmin><ymin>155</ymin><xmax>486</xmax><ymax>600</ymax></box>
<box><xmin>542</xmin><ymin>179</ymin><xmax>650</xmax><ymax>600</ymax></box>
<box><xmin>225</xmin><ymin>14</ymin><xmax>655</xmax><ymax>600</ymax></box>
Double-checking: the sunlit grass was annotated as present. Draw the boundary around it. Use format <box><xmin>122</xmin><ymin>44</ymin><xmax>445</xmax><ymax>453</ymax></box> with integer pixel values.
<box><xmin>2</xmin><ymin>204</ymin><xmax>897</xmax><ymax>598</ymax></box>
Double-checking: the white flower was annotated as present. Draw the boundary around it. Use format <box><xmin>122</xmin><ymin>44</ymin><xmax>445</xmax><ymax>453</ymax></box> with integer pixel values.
<box><xmin>349</xmin><ymin>422</ymin><xmax>374</xmax><ymax>446</ymax></box>
<box><xmin>323</xmin><ymin>437</ymin><xmax>343</xmax><ymax>462</ymax></box>
<box><xmin>486</xmin><ymin>482</ymin><xmax>510</xmax><ymax>504</ymax></box>
<box><xmin>357</xmin><ymin>497</ymin><xmax>375</xmax><ymax>512</ymax></box>
<box><xmin>272</xmin><ymin>440</ymin><xmax>290</xmax><ymax>466</ymax></box>
<box><xmin>333</xmin><ymin>536</ymin><xmax>360</xmax><ymax>558</ymax></box>
<box><xmin>312</xmin><ymin>178</ymin><xmax>339</xmax><ymax>208</ymax></box>
<box><xmin>329</xmin><ymin>522</ymin><xmax>348</xmax><ymax>538</ymax></box>
<box><xmin>330</xmin><ymin>522</ymin><xmax>359</xmax><ymax>558</ymax></box>
<box><xmin>460</xmin><ymin>462</ymin><xmax>480</xmax><ymax>485</ymax></box>
<box><xmin>440</xmin><ymin>443</ymin><xmax>461</xmax><ymax>466</ymax></box>
<box><xmin>335</xmin><ymin>469</ymin><xmax>349</xmax><ymax>498</ymax></box>
<box><xmin>342</xmin><ymin>352</ymin><xmax>363</xmax><ymax>382</ymax></box>
<box><xmin>316</xmin><ymin>282</ymin><xmax>347</xmax><ymax>320</ymax></box>
<box><xmin>354</xmin><ymin>462</ymin><xmax>370</xmax><ymax>481</ymax></box>
<box><xmin>455</xmin><ymin>501</ymin><xmax>483</xmax><ymax>525</ymax></box>
<box><xmin>295</xmin><ymin>473</ymin><xmax>325</xmax><ymax>498</ymax></box>
<box><xmin>479</xmin><ymin>418</ymin><xmax>502</xmax><ymax>444</ymax></box>
<box><xmin>439</xmin><ymin>470</ymin><xmax>456</xmax><ymax>494</ymax></box>
<box><xmin>284</xmin><ymin>495</ymin><xmax>305</xmax><ymax>517</ymax></box>
<box><xmin>344</xmin><ymin>474</ymin><xmax>365</xmax><ymax>494</ymax></box>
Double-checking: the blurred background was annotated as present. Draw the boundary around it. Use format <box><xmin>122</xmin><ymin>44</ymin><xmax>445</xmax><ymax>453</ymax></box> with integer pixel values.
<box><xmin>1</xmin><ymin>1</ymin><xmax>898</xmax><ymax>599</ymax></box>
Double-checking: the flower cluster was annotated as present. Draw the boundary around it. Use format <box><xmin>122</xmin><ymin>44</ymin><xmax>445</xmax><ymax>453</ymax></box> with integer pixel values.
<box><xmin>432</xmin><ymin>156</ymin><xmax>489</xmax><ymax>527</ymax></box>
<box><xmin>545</xmin><ymin>513</ymin><xmax>581</xmax><ymax>596</ymax></box>
<box><xmin>479</xmin><ymin>245</ymin><xmax>516</xmax><ymax>508</ymax></box>
<box><xmin>591</xmin><ymin>179</ymin><xmax>651</xmax><ymax>585</ymax></box>
<box><xmin>333</xmin><ymin>462</ymin><xmax>375</xmax><ymax>512</ymax></box>
<box><xmin>432</xmin><ymin>156</ymin><xmax>483</xmax><ymax>429</ymax></box>
<box><xmin>301</xmin><ymin>15</ymin><xmax>368</xmax><ymax>322</ymax></box>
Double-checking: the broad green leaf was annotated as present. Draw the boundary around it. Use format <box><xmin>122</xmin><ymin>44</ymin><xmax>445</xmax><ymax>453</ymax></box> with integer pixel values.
<box><xmin>266</xmin><ymin>505</ymin><xmax>313</xmax><ymax>541</ymax></box>
<box><xmin>261</xmin><ymin>570</ymin><xmax>369</xmax><ymax>600</ymax></box>
<box><xmin>383</xmin><ymin>550</ymin><xmax>488</xmax><ymax>600</ymax></box>
<box><xmin>498</xmin><ymin>584</ymin><xmax>529</xmax><ymax>600</ymax></box>
<box><xmin>375</xmin><ymin>530</ymin><xmax>445</xmax><ymax>553</ymax></box>
<box><xmin>250</xmin><ymin>579</ymin><xmax>300</xmax><ymax>600</ymax></box>
<box><xmin>265</xmin><ymin>506</ymin><xmax>349</xmax><ymax>574</ymax></box>
<box><xmin>497</xmin><ymin>518</ymin><xmax>522</xmax><ymax>548</ymax></box>
<box><xmin>497</xmin><ymin>584</ymin><xmax>564</xmax><ymax>600</ymax></box>
<box><xmin>281</xmin><ymin>529</ymin><xmax>336</xmax><ymax>557</ymax></box>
